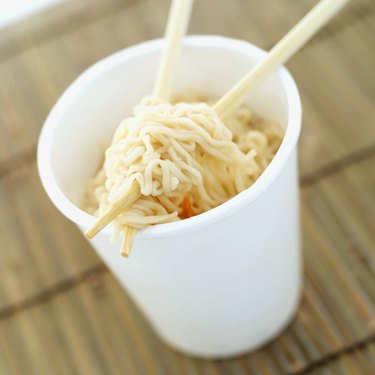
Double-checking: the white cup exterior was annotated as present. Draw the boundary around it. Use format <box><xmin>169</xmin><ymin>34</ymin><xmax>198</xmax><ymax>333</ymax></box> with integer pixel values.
<box><xmin>38</xmin><ymin>36</ymin><xmax>302</xmax><ymax>358</ymax></box>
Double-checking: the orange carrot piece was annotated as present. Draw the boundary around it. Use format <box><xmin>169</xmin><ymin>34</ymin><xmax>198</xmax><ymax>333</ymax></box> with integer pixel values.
<box><xmin>180</xmin><ymin>196</ymin><xmax>194</xmax><ymax>219</ymax></box>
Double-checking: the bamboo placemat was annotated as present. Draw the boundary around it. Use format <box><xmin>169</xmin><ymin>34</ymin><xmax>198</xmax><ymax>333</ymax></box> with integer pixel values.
<box><xmin>0</xmin><ymin>0</ymin><xmax>374</xmax><ymax>374</ymax></box>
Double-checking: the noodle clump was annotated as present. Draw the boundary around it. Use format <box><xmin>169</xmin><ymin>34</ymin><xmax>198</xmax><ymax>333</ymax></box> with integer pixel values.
<box><xmin>83</xmin><ymin>97</ymin><xmax>283</xmax><ymax>236</ymax></box>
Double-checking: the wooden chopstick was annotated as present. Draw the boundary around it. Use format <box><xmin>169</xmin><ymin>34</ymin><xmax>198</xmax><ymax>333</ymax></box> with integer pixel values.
<box><xmin>214</xmin><ymin>0</ymin><xmax>350</xmax><ymax>118</ymax></box>
<box><xmin>85</xmin><ymin>0</ymin><xmax>194</xmax><ymax>243</ymax></box>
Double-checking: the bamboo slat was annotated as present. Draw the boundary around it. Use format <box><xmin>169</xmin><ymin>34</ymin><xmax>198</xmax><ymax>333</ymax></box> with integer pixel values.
<box><xmin>0</xmin><ymin>165</ymin><xmax>99</xmax><ymax>308</ymax></box>
<box><xmin>0</xmin><ymin>0</ymin><xmax>374</xmax><ymax>374</ymax></box>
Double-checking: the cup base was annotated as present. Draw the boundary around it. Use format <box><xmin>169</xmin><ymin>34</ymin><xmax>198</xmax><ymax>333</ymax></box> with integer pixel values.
<box><xmin>154</xmin><ymin>283</ymin><xmax>302</xmax><ymax>359</ymax></box>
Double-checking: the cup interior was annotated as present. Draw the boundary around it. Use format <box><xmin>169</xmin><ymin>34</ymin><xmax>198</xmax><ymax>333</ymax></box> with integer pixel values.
<box><xmin>38</xmin><ymin>36</ymin><xmax>301</xmax><ymax>238</ymax></box>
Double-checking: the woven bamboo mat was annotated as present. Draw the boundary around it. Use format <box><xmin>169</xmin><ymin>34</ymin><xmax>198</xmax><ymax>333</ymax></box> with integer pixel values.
<box><xmin>0</xmin><ymin>0</ymin><xmax>374</xmax><ymax>374</ymax></box>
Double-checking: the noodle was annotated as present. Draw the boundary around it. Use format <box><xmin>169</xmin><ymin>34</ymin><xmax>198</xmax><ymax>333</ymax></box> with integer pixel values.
<box><xmin>83</xmin><ymin>96</ymin><xmax>283</xmax><ymax>235</ymax></box>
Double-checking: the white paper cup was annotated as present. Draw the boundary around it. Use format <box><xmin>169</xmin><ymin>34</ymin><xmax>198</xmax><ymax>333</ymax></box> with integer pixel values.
<box><xmin>38</xmin><ymin>36</ymin><xmax>302</xmax><ymax>358</ymax></box>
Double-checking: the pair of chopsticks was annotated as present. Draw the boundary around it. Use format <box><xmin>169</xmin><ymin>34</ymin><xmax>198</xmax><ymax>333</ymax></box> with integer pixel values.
<box><xmin>85</xmin><ymin>0</ymin><xmax>350</xmax><ymax>255</ymax></box>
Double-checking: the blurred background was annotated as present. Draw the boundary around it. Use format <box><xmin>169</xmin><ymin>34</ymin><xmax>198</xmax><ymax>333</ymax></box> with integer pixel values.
<box><xmin>0</xmin><ymin>0</ymin><xmax>374</xmax><ymax>374</ymax></box>
<box><xmin>0</xmin><ymin>0</ymin><xmax>60</xmax><ymax>29</ymax></box>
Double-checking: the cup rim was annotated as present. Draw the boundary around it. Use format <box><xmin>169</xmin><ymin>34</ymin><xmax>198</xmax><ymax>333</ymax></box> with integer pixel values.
<box><xmin>37</xmin><ymin>35</ymin><xmax>301</xmax><ymax>239</ymax></box>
